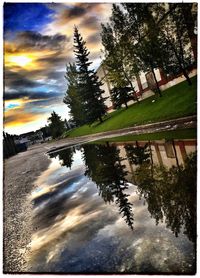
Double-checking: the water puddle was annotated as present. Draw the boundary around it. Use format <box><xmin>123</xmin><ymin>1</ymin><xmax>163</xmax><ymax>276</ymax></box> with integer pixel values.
<box><xmin>26</xmin><ymin>139</ymin><xmax>196</xmax><ymax>274</ymax></box>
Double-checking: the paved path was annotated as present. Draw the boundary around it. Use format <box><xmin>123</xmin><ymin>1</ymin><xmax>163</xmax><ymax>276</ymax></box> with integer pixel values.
<box><xmin>47</xmin><ymin>115</ymin><xmax>197</xmax><ymax>154</ymax></box>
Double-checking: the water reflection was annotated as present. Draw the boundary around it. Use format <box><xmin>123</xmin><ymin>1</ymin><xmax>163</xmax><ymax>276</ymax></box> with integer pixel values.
<box><xmin>47</xmin><ymin>141</ymin><xmax>197</xmax><ymax>241</ymax></box>
<box><xmin>82</xmin><ymin>144</ymin><xmax>134</xmax><ymax>229</ymax></box>
<box><xmin>134</xmin><ymin>153</ymin><xmax>196</xmax><ymax>243</ymax></box>
<box><xmin>124</xmin><ymin>141</ymin><xmax>196</xmax><ymax>242</ymax></box>
<box><xmin>125</xmin><ymin>141</ymin><xmax>151</xmax><ymax>165</ymax></box>
<box><xmin>49</xmin><ymin>147</ymin><xmax>75</xmax><ymax>169</ymax></box>
<box><xmin>26</xmin><ymin>139</ymin><xmax>196</xmax><ymax>273</ymax></box>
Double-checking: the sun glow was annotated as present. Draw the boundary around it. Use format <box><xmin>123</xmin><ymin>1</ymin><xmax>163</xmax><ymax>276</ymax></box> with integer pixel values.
<box><xmin>5</xmin><ymin>48</ymin><xmax>59</xmax><ymax>71</ymax></box>
<box><xmin>8</xmin><ymin>55</ymin><xmax>33</xmax><ymax>67</ymax></box>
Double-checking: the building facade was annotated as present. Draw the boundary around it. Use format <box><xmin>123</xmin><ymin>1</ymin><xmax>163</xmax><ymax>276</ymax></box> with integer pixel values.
<box><xmin>96</xmin><ymin>64</ymin><xmax>197</xmax><ymax>112</ymax></box>
<box><xmin>96</xmin><ymin>3</ymin><xmax>197</xmax><ymax>113</ymax></box>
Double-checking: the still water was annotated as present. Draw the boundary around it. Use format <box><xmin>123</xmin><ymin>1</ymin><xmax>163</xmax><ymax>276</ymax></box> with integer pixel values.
<box><xmin>27</xmin><ymin>140</ymin><xmax>196</xmax><ymax>274</ymax></box>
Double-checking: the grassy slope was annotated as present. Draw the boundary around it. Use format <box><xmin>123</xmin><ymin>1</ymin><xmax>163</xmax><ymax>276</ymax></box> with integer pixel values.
<box><xmin>66</xmin><ymin>75</ymin><xmax>197</xmax><ymax>138</ymax></box>
<box><xmin>95</xmin><ymin>128</ymin><xmax>197</xmax><ymax>143</ymax></box>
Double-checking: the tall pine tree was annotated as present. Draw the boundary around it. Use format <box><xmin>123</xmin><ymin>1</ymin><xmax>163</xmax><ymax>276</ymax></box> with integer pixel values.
<box><xmin>82</xmin><ymin>144</ymin><xmax>134</xmax><ymax>230</ymax></box>
<box><xmin>74</xmin><ymin>26</ymin><xmax>108</xmax><ymax>124</ymax></box>
<box><xmin>63</xmin><ymin>63</ymin><xmax>86</xmax><ymax>126</ymax></box>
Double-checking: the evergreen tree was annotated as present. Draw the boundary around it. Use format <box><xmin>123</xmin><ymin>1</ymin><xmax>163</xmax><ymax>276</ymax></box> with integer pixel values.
<box><xmin>125</xmin><ymin>142</ymin><xmax>151</xmax><ymax>165</ymax></box>
<box><xmin>40</xmin><ymin>125</ymin><xmax>51</xmax><ymax>139</ymax></box>
<box><xmin>82</xmin><ymin>144</ymin><xmax>134</xmax><ymax>229</ymax></box>
<box><xmin>49</xmin><ymin>147</ymin><xmax>75</xmax><ymax>169</ymax></box>
<box><xmin>73</xmin><ymin>27</ymin><xmax>108</xmax><ymax>124</ymax></box>
<box><xmin>63</xmin><ymin>63</ymin><xmax>86</xmax><ymax>126</ymax></box>
<box><xmin>110</xmin><ymin>86</ymin><xmax>134</xmax><ymax>109</ymax></box>
<box><xmin>47</xmin><ymin>111</ymin><xmax>65</xmax><ymax>139</ymax></box>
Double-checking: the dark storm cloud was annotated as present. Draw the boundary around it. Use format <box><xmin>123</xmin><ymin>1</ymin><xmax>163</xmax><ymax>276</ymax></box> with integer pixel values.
<box><xmin>87</xmin><ymin>33</ymin><xmax>101</xmax><ymax>44</ymax></box>
<box><xmin>58</xmin><ymin>3</ymin><xmax>106</xmax><ymax>24</ymax></box>
<box><xmin>47</xmin><ymin>70</ymin><xmax>65</xmax><ymax>80</ymax></box>
<box><xmin>4</xmin><ymin>90</ymin><xmax>59</xmax><ymax>101</ymax></box>
<box><xmin>5</xmin><ymin>70</ymin><xmax>44</xmax><ymax>89</ymax></box>
<box><xmin>5</xmin><ymin>66</ymin><xmax>67</xmax><ymax>100</ymax></box>
<box><xmin>61</xmin><ymin>6</ymin><xmax>87</xmax><ymax>21</ymax></box>
<box><xmin>36</xmin><ymin>54</ymin><xmax>65</xmax><ymax>66</ymax></box>
<box><xmin>80</xmin><ymin>16</ymin><xmax>100</xmax><ymax>30</ymax></box>
<box><xmin>15</xmin><ymin>31</ymin><xmax>67</xmax><ymax>51</ymax></box>
<box><xmin>76</xmin><ymin>3</ymin><xmax>104</xmax><ymax>13</ymax></box>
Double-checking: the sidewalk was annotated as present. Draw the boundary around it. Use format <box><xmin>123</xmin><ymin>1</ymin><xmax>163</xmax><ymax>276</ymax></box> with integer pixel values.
<box><xmin>47</xmin><ymin>115</ymin><xmax>197</xmax><ymax>154</ymax></box>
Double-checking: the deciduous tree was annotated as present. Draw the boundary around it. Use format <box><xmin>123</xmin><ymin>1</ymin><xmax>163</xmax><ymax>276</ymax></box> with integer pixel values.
<box><xmin>160</xmin><ymin>3</ymin><xmax>194</xmax><ymax>85</ymax></box>
<box><xmin>101</xmin><ymin>5</ymin><xmax>140</xmax><ymax>103</ymax></box>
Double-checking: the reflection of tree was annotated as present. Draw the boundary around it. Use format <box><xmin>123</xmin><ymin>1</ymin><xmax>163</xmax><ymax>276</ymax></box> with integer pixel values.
<box><xmin>49</xmin><ymin>147</ymin><xmax>75</xmax><ymax>169</ymax></box>
<box><xmin>82</xmin><ymin>144</ymin><xmax>134</xmax><ymax>229</ymax></box>
<box><xmin>125</xmin><ymin>142</ymin><xmax>150</xmax><ymax>165</ymax></box>
<box><xmin>135</xmin><ymin>152</ymin><xmax>197</xmax><ymax>242</ymax></box>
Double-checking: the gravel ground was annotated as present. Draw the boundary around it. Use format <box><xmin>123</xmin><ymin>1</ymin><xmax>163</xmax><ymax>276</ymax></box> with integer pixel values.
<box><xmin>3</xmin><ymin>143</ymin><xmax>52</xmax><ymax>273</ymax></box>
<box><xmin>3</xmin><ymin>138</ymin><xmax>89</xmax><ymax>273</ymax></box>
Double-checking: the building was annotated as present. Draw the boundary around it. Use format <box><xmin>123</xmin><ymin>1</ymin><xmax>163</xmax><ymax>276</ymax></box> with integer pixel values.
<box><xmin>96</xmin><ymin>3</ymin><xmax>197</xmax><ymax>112</ymax></box>
<box><xmin>115</xmin><ymin>139</ymin><xmax>197</xmax><ymax>182</ymax></box>
<box><xmin>14</xmin><ymin>130</ymin><xmax>44</xmax><ymax>147</ymax></box>
<box><xmin>96</xmin><ymin>64</ymin><xmax>197</xmax><ymax>112</ymax></box>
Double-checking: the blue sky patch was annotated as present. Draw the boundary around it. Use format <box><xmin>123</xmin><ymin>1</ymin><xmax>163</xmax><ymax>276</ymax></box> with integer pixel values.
<box><xmin>4</xmin><ymin>3</ymin><xmax>54</xmax><ymax>33</ymax></box>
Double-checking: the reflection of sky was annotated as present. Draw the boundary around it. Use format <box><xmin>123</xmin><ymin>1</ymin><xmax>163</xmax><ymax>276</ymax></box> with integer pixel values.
<box><xmin>27</xmin><ymin>148</ymin><xmax>195</xmax><ymax>274</ymax></box>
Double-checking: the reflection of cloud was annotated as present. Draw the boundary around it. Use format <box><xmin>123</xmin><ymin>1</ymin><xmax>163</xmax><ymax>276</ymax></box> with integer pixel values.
<box><xmin>25</xmin><ymin>147</ymin><xmax>195</xmax><ymax>273</ymax></box>
<box><xmin>29</xmin><ymin>207</ymin><xmax>102</xmax><ymax>252</ymax></box>
<box><xmin>27</xmin><ymin>156</ymin><xmax>120</xmax><ymax>265</ymax></box>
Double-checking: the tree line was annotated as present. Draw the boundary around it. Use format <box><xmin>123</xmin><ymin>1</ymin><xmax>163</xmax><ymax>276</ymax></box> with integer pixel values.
<box><xmin>62</xmin><ymin>3</ymin><xmax>196</xmax><ymax>127</ymax></box>
<box><xmin>101</xmin><ymin>3</ymin><xmax>196</xmax><ymax>100</ymax></box>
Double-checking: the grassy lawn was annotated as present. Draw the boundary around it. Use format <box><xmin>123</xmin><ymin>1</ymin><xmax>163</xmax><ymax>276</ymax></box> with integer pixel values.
<box><xmin>65</xmin><ymin>75</ymin><xmax>197</xmax><ymax>138</ymax></box>
<box><xmin>93</xmin><ymin>128</ymin><xmax>197</xmax><ymax>143</ymax></box>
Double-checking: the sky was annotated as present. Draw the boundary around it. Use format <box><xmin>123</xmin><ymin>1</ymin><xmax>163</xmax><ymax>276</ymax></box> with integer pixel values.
<box><xmin>4</xmin><ymin>2</ymin><xmax>112</xmax><ymax>135</ymax></box>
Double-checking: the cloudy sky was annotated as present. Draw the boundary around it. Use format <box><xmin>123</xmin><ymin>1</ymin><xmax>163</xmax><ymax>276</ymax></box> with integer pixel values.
<box><xmin>4</xmin><ymin>2</ymin><xmax>112</xmax><ymax>135</ymax></box>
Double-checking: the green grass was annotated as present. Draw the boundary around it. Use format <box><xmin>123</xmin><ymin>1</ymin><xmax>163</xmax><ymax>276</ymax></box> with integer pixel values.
<box><xmin>93</xmin><ymin>128</ymin><xmax>197</xmax><ymax>143</ymax></box>
<box><xmin>66</xmin><ymin>75</ymin><xmax>197</xmax><ymax>138</ymax></box>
